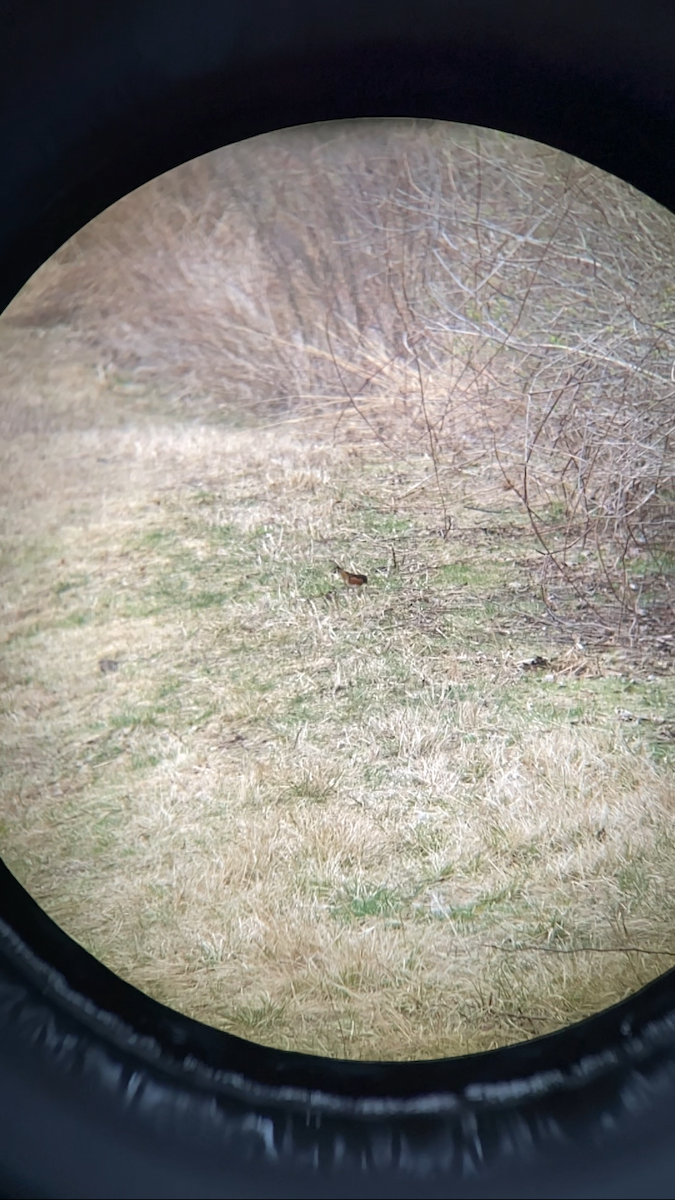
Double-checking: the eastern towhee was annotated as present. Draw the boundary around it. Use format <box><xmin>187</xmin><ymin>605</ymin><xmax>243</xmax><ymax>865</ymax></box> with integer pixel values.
<box><xmin>332</xmin><ymin>562</ymin><xmax>368</xmax><ymax>586</ymax></box>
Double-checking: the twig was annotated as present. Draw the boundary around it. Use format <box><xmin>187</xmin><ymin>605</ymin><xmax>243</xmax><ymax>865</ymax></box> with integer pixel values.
<box><xmin>473</xmin><ymin>942</ymin><xmax>675</xmax><ymax>958</ymax></box>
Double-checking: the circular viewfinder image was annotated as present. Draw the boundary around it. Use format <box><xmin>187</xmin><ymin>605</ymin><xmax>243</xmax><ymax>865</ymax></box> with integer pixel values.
<box><xmin>1</xmin><ymin>119</ymin><xmax>673</xmax><ymax>1061</ymax></box>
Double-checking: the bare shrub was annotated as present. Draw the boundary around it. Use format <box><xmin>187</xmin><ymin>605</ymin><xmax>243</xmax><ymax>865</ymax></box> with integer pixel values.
<box><xmin>6</xmin><ymin>120</ymin><xmax>674</xmax><ymax>643</ymax></box>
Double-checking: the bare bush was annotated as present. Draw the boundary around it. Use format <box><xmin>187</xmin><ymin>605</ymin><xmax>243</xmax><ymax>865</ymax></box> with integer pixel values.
<box><xmin>6</xmin><ymin>119</ymin><xmax>674</xmax><ymax>643</ymax></box>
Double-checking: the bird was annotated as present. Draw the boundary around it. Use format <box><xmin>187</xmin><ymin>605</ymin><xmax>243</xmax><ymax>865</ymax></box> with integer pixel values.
<box><xmin>332</xmin><ymin>561</ymin><xmax>368</xmax><ymax>587</ymax></box>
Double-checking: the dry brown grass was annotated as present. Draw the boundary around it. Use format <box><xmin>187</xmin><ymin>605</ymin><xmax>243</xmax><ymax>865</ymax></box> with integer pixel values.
<box><xmin>1</xmin><ymin>342</ymin><xmax>673</xmax><ymax>1059</ymax></box>
<box><xmin>0</xmin><ymin>119</ymin><xmax>673</xmax><ymax>1061</ymax></box>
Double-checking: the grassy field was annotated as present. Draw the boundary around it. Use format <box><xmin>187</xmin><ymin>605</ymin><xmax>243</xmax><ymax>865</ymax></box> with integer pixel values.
<box><xmin>1</xmin><ymin>323</ymin><xmax>673</xmax><ymax>1060</ymax></box>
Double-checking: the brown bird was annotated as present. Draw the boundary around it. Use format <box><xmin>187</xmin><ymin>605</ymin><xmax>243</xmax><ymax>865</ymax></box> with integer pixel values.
<box><xmin>332</xmin><ymin>561</ymin><xmax>368</xmax><ymax>587</ymax></box>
